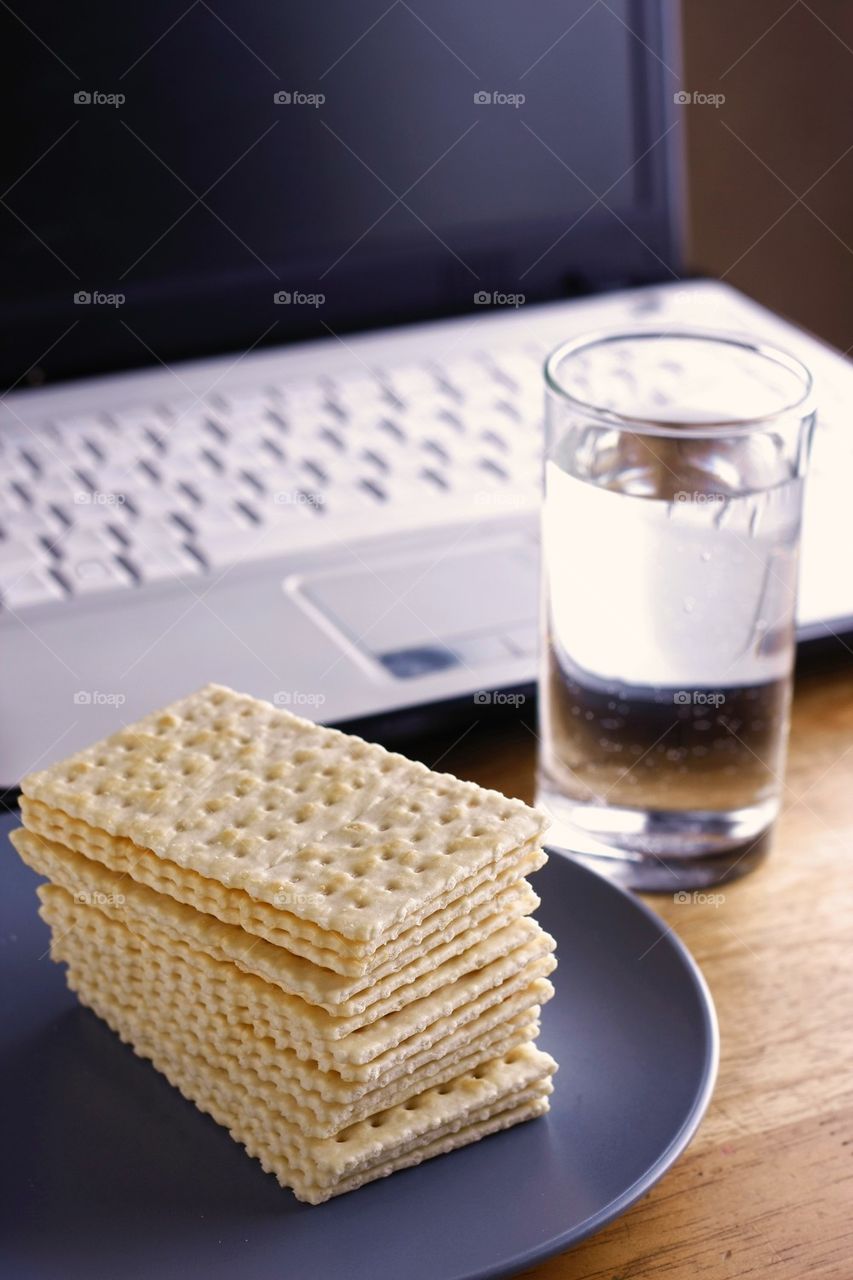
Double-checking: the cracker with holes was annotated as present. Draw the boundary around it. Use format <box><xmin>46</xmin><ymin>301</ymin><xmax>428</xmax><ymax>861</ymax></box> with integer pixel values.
<box><xmin>12</xmin><ymin>683</ymin><xmax>558</xmax><ymax>1202</ymax></box>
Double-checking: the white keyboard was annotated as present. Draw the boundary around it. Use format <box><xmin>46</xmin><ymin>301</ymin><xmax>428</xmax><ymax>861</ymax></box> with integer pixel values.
<box><xmin>1</xmin><ymin>279</ymin><xmax>851</xmax><ymax>631</ymax></box>
<box><xmin>0</xmin><ymin>345</ymin><xmax>547</xmax><ymax>611</ymax></box>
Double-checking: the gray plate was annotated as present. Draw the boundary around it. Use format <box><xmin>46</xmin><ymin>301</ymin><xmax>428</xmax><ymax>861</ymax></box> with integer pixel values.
<box><xmin>0</xmin><ymin>809</ymin><xmax>718</xmax><ymax>1280</ymax></box>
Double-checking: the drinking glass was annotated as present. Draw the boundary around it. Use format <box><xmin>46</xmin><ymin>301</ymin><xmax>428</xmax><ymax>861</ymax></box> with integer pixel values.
<box><xmin>537</xmin><ymin>329</ymin><xmax>815</xmax><ymax>889</ymax></box>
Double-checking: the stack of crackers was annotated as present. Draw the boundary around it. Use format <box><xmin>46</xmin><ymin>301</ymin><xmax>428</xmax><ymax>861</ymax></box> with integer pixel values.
<box><xmin>12</xmin><ymin>684</ymin><xmax>557</xmax><ymax>1203</ymax></box>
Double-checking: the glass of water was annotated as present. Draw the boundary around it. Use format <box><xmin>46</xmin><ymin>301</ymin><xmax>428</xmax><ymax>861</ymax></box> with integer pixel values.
<box><xmin>537</xmin><ymin>329</ymin><xmax>815</xmax><ymax>890</ymax></box>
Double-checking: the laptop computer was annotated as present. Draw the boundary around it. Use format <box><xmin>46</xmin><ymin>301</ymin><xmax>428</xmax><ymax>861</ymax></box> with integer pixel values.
<box><xmin>2</xmin><ymin>0</ymin><xmax>851</xmax><ymax>788</ymax></box>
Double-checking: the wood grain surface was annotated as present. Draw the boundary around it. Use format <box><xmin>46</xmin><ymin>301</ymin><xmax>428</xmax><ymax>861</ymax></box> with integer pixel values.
<box><xmin>437</xmin><ymin>659</ymin><xmax>853</xmax><ymax>1280</ymax></box>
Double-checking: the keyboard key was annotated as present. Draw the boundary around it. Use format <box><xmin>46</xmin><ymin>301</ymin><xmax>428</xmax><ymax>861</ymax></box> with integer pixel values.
<box><xmin>115</xmin><ymin>513</ymin><xmax>185</xmax><ymax>548</ymax></box>
<box><xmin>47</xmin><ymin>528</ymin><xmax>117</xmax><ymax>562</ymax></box>
<box><xmin>479</xmin><ymin>429</ymin><xmax>510</xmax><ymax>453</ymax></box>
<box><xmin>17</xmin><ymin>447</ymin><xmax>43</xmax><ymax>476</ymax></box>
<box><xmin>0</xmin><ymin>536</ymin><xmax>39</xmax><ymax>572</ymax></box>
<box><xmin>58</xmin><ymin>497</ymin><xmax>132</xmax><ymax>529</ymax></box>
<box><xmin>360</xmin><ymin>448</ymin><xmax>389</xmax><ymax>473</ymax></box>
<box><xmin>421</xmin><ymin>439</ymin><xmax>451</xmax><ymax>464</ymax></box>
<box><xmin>234</xmin><ymin>499</ymin><xmax>261</xmax><ymax>525</ymax></box>
<box><xmin>64</xmin><ymin>557</ymin><xmax>133</xmax><ymax>594</ymax></box>
<box><xmin>420</xmin><ymin>468</ymin><xmax>449</xmax><ymax>492</ymax></box>
<box><xmin>6</xmin><ymin>479</ymin><xmax>34</xmax><ymax>509</ymax></box>
<box><xmin>73</xmin><ymin>463</ymin><xmax>137</xmax><ymax>497</ymax></box>
<box><xmin>178</xmin><ymin>500</ymin><xmax>252</xmax><ymax>539</ymax></box>
<box><xmin>238</xmin><ymin>469</ymin><xmax>266</xmax><ymax>496</ymax></box>
<box><xmin>479</xmin><ymin>458</ymin><xmax>510</xmax><ymax>482</ymax></box>
<box><xmin>300</xmin><ymin>459</ymin><xmax>328</xmax><ymax>486</ymax></box>
<box><xmin>399</xmin><ymin>392</ymin><xmax>460</xmax><ymax>421</ymax></box>
<box><xmin>360</xmin><ymin>478</ymin><xmax>387</xmax><ymax>503</ymax></box>
<box><xmin>122</xmin><ymin>543</ymin><xmax>204</xmax><ymax>584</ymax></box>
<box><xmin>377</xmin><ymin>418</ymin><xmax>406</xmax><ymax>442</ymax></box>
<box><xmin>0</xmin><ymin>566</ymin><xmax>65</xmax><ymax>609</ymax></box>
<box><xmin>257</xmin><ymin>439</ymin><xmax>285</xmax><ymax>469</ymax></box>
<box><xmin>8</xmin><ymin>507</ymin><xmax>64</xmax><ymax>545</ymax></box>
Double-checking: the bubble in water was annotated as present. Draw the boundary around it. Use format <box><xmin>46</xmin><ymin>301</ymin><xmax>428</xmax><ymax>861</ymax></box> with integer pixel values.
<box><xmin>683</xmin><ymin>596</ymin><xmax>696</xmax><ymax>614</ymax></box>
<box><xmin>700</xmin><ymin>550</ymin><xmax>712</xmax><ymax>563</ymax></box>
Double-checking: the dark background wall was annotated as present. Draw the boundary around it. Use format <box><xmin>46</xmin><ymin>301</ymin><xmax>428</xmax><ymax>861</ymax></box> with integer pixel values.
<box><xmin>681</xmin><ymin>0</ymin><xmax>853</xmax><ymax>352</ymax></box>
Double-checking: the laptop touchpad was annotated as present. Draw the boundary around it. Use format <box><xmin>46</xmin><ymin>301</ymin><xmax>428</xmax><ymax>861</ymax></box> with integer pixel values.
<box><xmin>289</xmin><ymin>537</ymin><xmax>538</xmax><ymax>678</ymax></box>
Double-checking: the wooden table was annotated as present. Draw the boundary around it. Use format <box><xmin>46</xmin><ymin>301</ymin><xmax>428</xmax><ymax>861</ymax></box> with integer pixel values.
<box><xmin>432</xmin><ymin>659</ymin><xmax>853</xmax><ymax>1280</ymax></box>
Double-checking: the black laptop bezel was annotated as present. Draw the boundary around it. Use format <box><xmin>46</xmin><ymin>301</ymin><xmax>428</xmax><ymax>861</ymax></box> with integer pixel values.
<box><xmin>1</xmin><ymin>0</ymin><xmax>682</xmax><ymax>389</ymax></box>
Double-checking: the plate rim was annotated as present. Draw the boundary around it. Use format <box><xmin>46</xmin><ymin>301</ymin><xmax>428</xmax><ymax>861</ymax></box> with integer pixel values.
<box><xmin>465</xmin><ymin>852</ymin><xmax>720</xmax><ymax>1280</ymax></box>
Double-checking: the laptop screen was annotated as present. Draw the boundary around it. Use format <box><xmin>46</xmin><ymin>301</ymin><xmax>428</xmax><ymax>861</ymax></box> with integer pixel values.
<box><xmin>2</xmin><ymin>0</ymin><xmax>680</xmax><ymax>387</ymax></box>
